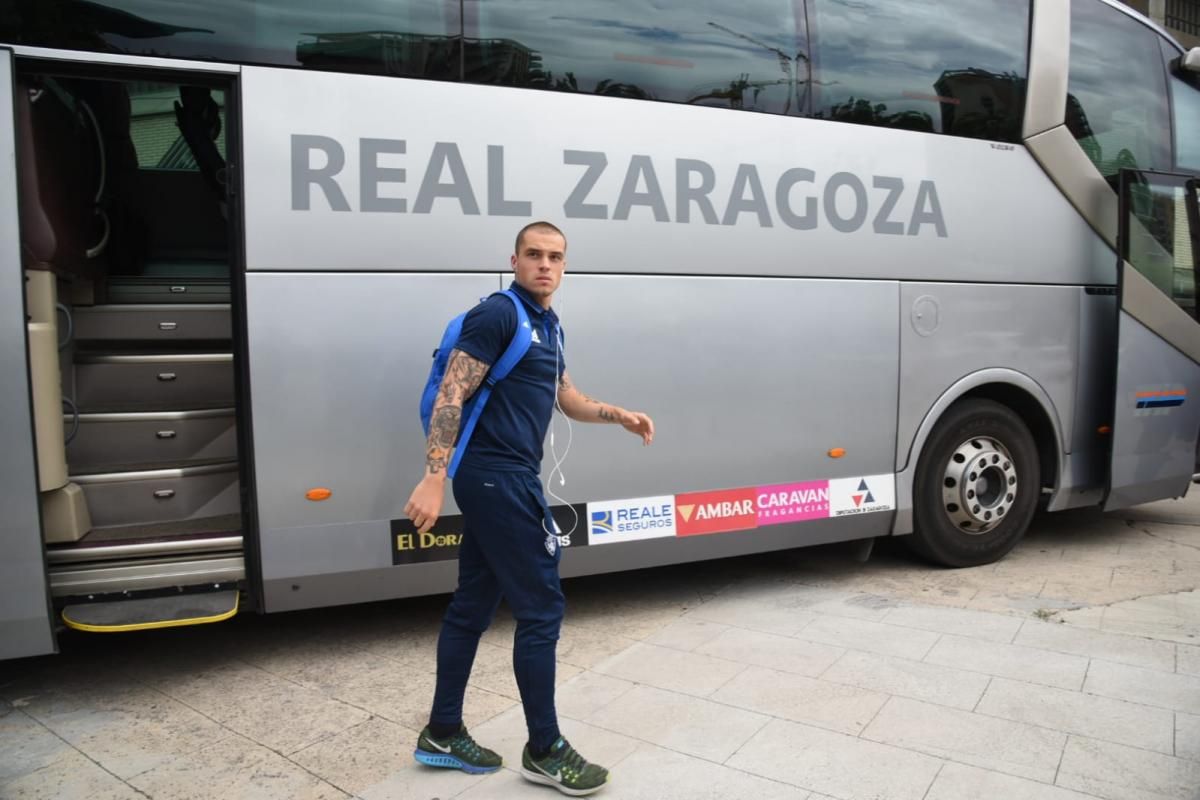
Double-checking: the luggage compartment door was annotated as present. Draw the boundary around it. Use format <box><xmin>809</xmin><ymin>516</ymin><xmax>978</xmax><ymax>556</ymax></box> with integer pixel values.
<box><xmin>0</xmin><ymin>48</ymin><xmax>56</xmax><ymax>658</ymax></box>
<box><xmin>1105</xmin><ymin>169</ymin><xmax>1200</xmax><ymax>510</ymax></box>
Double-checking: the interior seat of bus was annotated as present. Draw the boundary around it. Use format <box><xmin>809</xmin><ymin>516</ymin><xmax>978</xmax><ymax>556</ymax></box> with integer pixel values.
<box><xmin>17</xmin><ymin>69</ymin><xmax>242</xmax><ymax>571</ymax></box>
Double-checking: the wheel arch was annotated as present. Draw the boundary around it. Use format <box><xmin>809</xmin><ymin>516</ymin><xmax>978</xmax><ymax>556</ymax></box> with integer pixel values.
<box><xmin>892</xmin><ymin>369</ymin><xmax>1066</xmax><ymax>536</ymax></box>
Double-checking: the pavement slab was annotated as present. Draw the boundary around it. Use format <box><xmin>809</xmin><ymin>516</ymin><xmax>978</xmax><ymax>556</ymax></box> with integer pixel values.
<box><xmin>976</xmin><ymin>676</ymin><xmax>1177</xmax><ymax>755</ymax></box>
<box><xmin>861</xmin><ymin>696</ymin><xmax>1067</xmax><ymax>782</ymax></box>
<box><xmin>1055</xmin><ymin>735</ymin><xmax>1200</xmax><ymax>800</ymax></box>
<box><xmin>727</xmin><ymin>718</ymin><xmax>944</xmax><ymax>800</ymax></box>
<box><xmin>818</xmin><ymin>649</ymin><xmax>991</xmax><ymax>710</ymax></box>
<box><xmin>923</xmin><ymin>633</ymin><xmax>1090</xmax><ymax>690</ymax></box>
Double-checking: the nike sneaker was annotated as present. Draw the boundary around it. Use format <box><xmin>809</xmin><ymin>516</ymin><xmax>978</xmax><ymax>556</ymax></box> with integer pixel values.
<box><xmin>413</xmin><ymin>725</ymin><xmax>502</xmax><ymax>774</ymax></box>
<box><xmin>521</xmin><ymin>736</ymin><xmax>609</xmax><ymax>796</ymax></box>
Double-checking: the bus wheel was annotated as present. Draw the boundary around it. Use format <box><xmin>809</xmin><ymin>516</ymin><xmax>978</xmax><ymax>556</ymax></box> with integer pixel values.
<box><xmin>910</xmin><ymin>399</ymin><xmax>1039</xmax><ymax>567</ymax></box>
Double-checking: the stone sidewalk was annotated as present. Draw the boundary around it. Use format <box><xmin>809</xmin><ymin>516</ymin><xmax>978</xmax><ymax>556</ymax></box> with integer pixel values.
<box><xmin>3</xmin><ymin>494</ymin><xmax>1200</xmax><ymax>800</ymax></box>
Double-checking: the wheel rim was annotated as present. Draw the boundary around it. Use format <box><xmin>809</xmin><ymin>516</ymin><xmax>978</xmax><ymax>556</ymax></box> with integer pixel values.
<box><xmin>941</xmin><ymin>436</ymin><xmax>1017</xmax><ymax>535</ymax></box>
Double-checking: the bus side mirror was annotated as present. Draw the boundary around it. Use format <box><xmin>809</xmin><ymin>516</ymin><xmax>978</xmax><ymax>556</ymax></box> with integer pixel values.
<box><xmin>1181</xmin><ymin>47</ymin><xmax>1200</xmax><ymax>74</ymax></box>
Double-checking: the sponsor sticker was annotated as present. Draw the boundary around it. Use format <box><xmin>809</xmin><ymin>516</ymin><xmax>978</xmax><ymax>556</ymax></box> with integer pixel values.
<box><xmin>390</xmin><ymin>502</ymin><xmax>587</xmax><ymax>564</ymax></box>
<box><xmin>675</xmin><ymin>487</ymin><xmax>758</xmax><ymax>536</ymax></box>
<box><xmin>586</xmin><ymin>495</ymin><xmax>676</xmax><ymax>545</ymax></box>
<box><xmin>390</xmin><ymin>515</ymin><xmax>466</xmax><ymax>565</ymax></box>
<box><xmin>756</xmin><ymin>480</ymin><xmax>830</xmax><ymax>525</ymax></box>
<box><xmin>828</xmin><ymin>475</ymin><xmax>895</xmax><ymax>517</ymax></box>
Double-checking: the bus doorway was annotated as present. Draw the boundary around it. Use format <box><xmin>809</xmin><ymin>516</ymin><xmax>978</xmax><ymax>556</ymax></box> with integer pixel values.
<box><xmin>5</xmin><ymin>58</ymin><xmax>253</xmax><ymax>651</ymax></box>
<box><xmin>1106</xmin><ymin>169</ymin><xmax>1200</xmax><ymax>510</ymax></box>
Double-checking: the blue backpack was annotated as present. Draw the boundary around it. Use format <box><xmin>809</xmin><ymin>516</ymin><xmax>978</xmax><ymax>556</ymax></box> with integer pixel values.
<box><xmin>420</xmin><ymin>290</ymin><xmax>534</xmax><ymax>478</ymax></box>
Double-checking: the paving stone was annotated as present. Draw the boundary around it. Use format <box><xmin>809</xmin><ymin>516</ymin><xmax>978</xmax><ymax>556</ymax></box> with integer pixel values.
<box><xmin>1176</xmin><ymin>643</ymin><xmax>1200</xmax><ymax>677</ymax></box>
<box><xmin>18</xmin><ymin>684</ymin><xmax>233</xmax><ymax>780</ymax></box>
<box><xmin>1176</xmin><ymin>712</ymin><xmax>1200</xmax><ymax>761</ymax></box>
<box><xmin>1056</xmin><ymin>735</ymin><xmax>1200</xmax><ymax>800</ymax></box>
<box><xmin>882</xmin><ymin>605</ymin><xmax>1024</xmax><ymax>643</ymax></box>
<box><xmin>1096</xmin><ymin>591</ymin><xmax>1200</xmax><ymax>644</ymax></box>
<box><xmin>592</xmin><ymin>643</ymin><xmax>746</xmax><ymax>698</ymax></box>
<box><xmin>925</xmin><ymin>634</ymin><xmax>1089</xmax><ymax>690</ymax></box>
<box><xmin>556</xmin><ymin>624</ymin><xmax>643</xmax><ymax>670</ymax></box>
<box><xmin>0</xmin><ymin>748</ymin><xmax>145</xmax><ymax>800</ymax></box>
<box><xmin>820</xmin><ymin>650</ymin><xmax>990</xmax><ymax>710</ymax></box>
<box><xmin>976</xmin><ymin>677</ymin><xmax>1176</xmax><ymax>754</ymax></box>
<box><xmin>555</xmin><ymin>670</ymin><xmax>636</xmax><ymax>721</ymax></box>
<box><xmin>711</xmin><ymin>665</ymin><xmax>888</xmax><ymax>736</ymax></box>
<box><xmin>1084</xmin><ymin>660</ymin><xmax>1200</xmax><ymax>715</ymax></box>
<box><xmin>1014</xmin><ymin>619</ymin><xmax>1177</xmax><ymax>671</ymax></box>
<box><xmin>695</xmin><ymin>626</ymin><xmax>845</xmax><ymax>677</ymax></box>
<box><xmin>586</xmin><ymin>684</ymin><xmax>768</xmax><ymax>763</ymax></box>
<box><xmin>0</xmin><ymin>708</ymin><xmax>71</xmax><ymax>781</ymax></box>
<box><xmin>796</xmin><ymin>615</ymin><xmax>941</xmax><ymax>660</ymax></box>
<box><xmin>727</xmin><ymin>718</ymin><xmax>943</xmax><ymax>800</ymax></box>
<box><xmin>862</xmin><ymin>697</ymin><xmax>1066</xmax><ymax>782</ymax></box>
<box><xmin>925</xmin><ymin>762</ymin><xmax>1104</xmax><ymax>800</ymax></box>
<box><xmin>643</xmin><ymin>618</ymin><xmax>731</xmax><ymax>652</ymax></box>
<box><xmin>129</xmin><ymin>734</ymin><xmax>348</xmax><ymax>800</ymax></box>
<box><xmin>687</xmin><ymin>594</ymin><xmax>818</xmax><ymax>636</ymax></box>
<box><xmin>288</xmin><ymin>716</ymin><xmax>419</xmax><ymax>796</ymax></box>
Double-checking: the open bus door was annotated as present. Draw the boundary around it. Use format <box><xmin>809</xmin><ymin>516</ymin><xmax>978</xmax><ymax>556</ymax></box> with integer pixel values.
<box><xmin>0</xmin><ymin>47</ymin><xmax>56</xmax><ymax>659</ymax></box>
<box><xmin>1105</xmin><ymin>169</ymin><xmax>1200</xmax><ymax>510</ymax></box>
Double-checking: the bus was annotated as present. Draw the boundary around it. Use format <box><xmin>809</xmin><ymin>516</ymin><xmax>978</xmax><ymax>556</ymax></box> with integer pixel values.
<box><xmin>2</xmin><ymin>0</ymin><xmax>1199</xmax><ymax>660</ymax></box>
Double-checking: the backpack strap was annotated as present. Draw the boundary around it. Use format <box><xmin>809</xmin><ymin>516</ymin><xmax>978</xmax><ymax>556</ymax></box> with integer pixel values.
<box><xmin>448</xmin><ymin>290</ymin><xmax>533</xmax><ymax>477</ymax></box>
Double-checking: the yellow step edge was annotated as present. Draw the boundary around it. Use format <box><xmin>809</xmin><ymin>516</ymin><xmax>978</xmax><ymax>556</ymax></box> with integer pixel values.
<box><xmin>62</xmin><ymin>593</ymin><xmax>239</xmax><ymax>633</ymax></box>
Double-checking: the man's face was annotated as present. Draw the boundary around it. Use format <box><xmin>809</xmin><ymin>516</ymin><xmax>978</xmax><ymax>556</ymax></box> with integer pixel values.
<box><xmin>511</xmin><ymin>230</ymin><xmax>566</xmax><ymax>306</ymax></box>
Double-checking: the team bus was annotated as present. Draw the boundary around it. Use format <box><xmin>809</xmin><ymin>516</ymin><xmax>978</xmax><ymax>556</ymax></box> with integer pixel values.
<box><xmin>1</xmin><ymin>0</ymin><xmax>1199</xmax><ymax>660</ymax></box>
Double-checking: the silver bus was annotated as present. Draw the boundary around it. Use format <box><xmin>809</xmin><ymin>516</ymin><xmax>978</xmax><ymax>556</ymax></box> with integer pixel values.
<box><xmin>2</xmin><ymin>0</ymin><xmax>1199</xmax><ymax>660</ymax></box>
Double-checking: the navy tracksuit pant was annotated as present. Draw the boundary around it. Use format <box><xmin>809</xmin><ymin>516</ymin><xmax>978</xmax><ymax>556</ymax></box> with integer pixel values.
<box><xmin>430</xmin><ymin>463</ymin><xmax>565</xmax><ymax>750</ymax></box>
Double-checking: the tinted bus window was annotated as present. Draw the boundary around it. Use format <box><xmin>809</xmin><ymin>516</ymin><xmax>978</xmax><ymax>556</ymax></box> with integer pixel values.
<box><xmin>0</xmin><ymin>0</ymin><xmax>461</xmax><ymax>81</ymax></box>
<box><xmin>807</xmin><ymin>0</ymin><xmax>1029</xmax><ymax>141</ymax></box>
<box><xmin>1066</xmin><ymin>0</ymin><xmax>1171</xmax><ymax>179</ymax></box>
<box><xmin>1171</xmin><ymin>74</ymin><xmax>1200</xmax><ymax>173</ymax></box>
<box><xmin>468</xmin><ymin>1</ymin><xmax>806</xmax><ymax>114</ymax></box>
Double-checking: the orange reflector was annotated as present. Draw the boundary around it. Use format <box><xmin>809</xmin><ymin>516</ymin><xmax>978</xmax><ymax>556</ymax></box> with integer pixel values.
<box><xmin>1097</xmin><ymin>426</ymin><xmax>1111</xmax><ymax>435</ymax></box>
<box><xmin>828</xmin><ymin>448</ymin><xmax>846</xmax><ymax>458</ymax></box>
<box><xmin>306</xmin><ymin>488</ymin><xmax>332</xmax><ymax>501</ymax></box>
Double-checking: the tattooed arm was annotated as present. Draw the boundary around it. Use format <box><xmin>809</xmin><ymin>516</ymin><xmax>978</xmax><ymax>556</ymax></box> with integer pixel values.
<box><xmin>404</xmin><ymin>349</ymin><xmax>489</xmax><ymax>532</ymax></box>
<box><xmin>556</xmin><ymin>370</ymin><xmax>654</xmax><ymax>445</ymax></box>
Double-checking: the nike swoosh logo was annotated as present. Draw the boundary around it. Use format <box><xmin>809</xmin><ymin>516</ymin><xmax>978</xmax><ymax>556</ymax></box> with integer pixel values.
<box><xmin>426</xmin><ymin>738</ymin><xmax>452</xmax><ymax>754</ymax></box>
<box><xmin>535</xmin><ymin>764</ymin><xmax>562</xmax><ymax>782</ymax></box>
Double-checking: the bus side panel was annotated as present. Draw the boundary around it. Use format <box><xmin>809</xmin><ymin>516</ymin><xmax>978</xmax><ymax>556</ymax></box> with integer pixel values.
<box><xmin>247</xmin><ymin>273</ymin><xmax>899</xmax><ymax>612</ymax></box>
<box><xmin>895</xmin><ymin>283</ymin><xmax>1081</xmax><ymax>473</ymax></box>
<box><xmin>0</xmin><ymin>49</ymin><xmax>55</xmax><ymax>659</ymax></box>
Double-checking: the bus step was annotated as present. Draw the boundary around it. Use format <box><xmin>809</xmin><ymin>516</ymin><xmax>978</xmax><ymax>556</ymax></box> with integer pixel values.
<box><xmin>61</xmin><ymin>589</ymin><xmax>238</xmax><ymax>633</ymax></box>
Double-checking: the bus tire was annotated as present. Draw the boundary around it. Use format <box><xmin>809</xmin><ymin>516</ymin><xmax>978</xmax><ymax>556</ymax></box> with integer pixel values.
<box><xmin>910</xmin><ymin>399</ymin><xmax>1039</xmax><ymax>567</ymax></box>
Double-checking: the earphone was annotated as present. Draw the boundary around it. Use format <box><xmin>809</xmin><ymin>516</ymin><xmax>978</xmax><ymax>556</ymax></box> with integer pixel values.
<box><xmin>540</xmin><ymin>286</ymin><xmax>579</xmax><ymax>540</ymax></box>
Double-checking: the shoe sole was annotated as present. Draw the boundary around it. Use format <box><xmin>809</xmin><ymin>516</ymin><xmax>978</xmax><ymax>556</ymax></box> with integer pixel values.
<box><xmin>413</xmin><ymin>748</ymin><xmax>501</xmax><ymax>774</ymax></box>
<box><xmin>520</xmin><ymin>766</ymin><xmax>608</xmax><ymax>796</ymax></box>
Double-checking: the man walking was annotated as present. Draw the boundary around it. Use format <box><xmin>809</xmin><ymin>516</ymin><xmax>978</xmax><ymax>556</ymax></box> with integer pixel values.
<box><xmin>404</xmin><ymin>221</ymin><xmax>654</xmax><ymax>795</ymax></box>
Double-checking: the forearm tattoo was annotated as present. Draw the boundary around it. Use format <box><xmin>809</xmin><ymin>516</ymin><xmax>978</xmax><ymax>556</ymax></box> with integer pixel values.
<box><xmin>425</xmin><ymin>350</ymin><xmax>488</xmax><ymax>474</ymax></box>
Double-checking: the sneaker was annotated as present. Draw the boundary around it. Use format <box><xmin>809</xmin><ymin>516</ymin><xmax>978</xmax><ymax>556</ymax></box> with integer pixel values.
<box><xmin>413</xmin><ymin>726</ymin><xmax>502</xmax><ymax>774</ymax></box>
<box><xmin>521</xmin><ymin>737</ymin><xmax>609</xmax><ymax>796</ymax></box>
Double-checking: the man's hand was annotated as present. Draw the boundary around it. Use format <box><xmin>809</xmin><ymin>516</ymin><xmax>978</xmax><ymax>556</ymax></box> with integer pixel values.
<box><xmin>620</xmin><ymin>410</ymin><xmax>654</xmax><ymax>445</ymax></box>
<box><xmin>404</xmin><ymin>474</ymin><xmax>446</xmax><ymax>533</ymax></box>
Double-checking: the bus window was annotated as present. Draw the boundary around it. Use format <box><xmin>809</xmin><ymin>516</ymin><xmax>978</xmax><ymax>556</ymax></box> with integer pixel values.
<box><xmin>1172</xmin><ymin>72</ymin><xmax>1200</xmax><ymax>173</ymax></box>
<box><xmin>467</xmin><ymin>1</ymin><xmax>805</xmax><ymax>114</ymax></box>
<box><xmin>0</xmin><ymin>1</ymin><xmax>461</xmax><ymax>81</ymax></box>
<box><xmin>1066</xmin><ymin>0</ymin><xmax>1171</xmax><ymax>181</ymax></box>
<box><xmin>806</xmin><ymin>0</ymin><xmax>1029</xmax><ymax>141</ymax></box>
